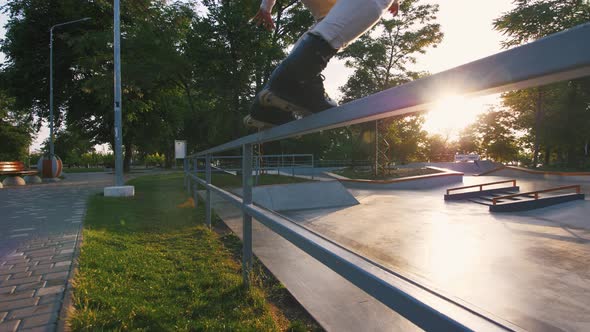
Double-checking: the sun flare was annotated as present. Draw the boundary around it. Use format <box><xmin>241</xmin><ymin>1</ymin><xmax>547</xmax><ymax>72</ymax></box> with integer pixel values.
<box><xmin>423</xmin><ymin>95</ymin><xmax>497</xmax><ymax>138</ymax></box>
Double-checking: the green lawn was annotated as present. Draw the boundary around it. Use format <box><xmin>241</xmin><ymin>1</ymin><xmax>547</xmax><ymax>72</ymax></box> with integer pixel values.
<box><xmin>333</xmin><ymin>167</ymin><xmax>441</xmax><ymax>180</ymax></box>
<box><xmin>69</xmin><ymin>173</ymin><xmax>316</xmax><ymax>331</ymax></box>
<box><xmin>63</xmin><ymin>167</ymin><xmax>108</xmax><ymax>173</ymax></box>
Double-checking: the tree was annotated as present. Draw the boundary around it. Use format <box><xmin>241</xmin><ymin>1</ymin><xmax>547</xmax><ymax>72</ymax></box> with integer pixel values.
<box><xmin>337</xmin><ymin>0</ymin><xmax>442</xmax><ymax>103</ymax></box>
<box><xmin>456</xmin><ymin>124</ymin><xmax>480</xmax><ymax>155</ymax></box>
<box><xmin>493</xmin><ymin>0</ymin><xmax>590</xmax><ymax>49</ymax></box>
<box><xmin>426</xmin><ymin>134</ymin><xmax>454</xmax><ymax>162</ymax></box>
<box><xmin>475</xmin><ymin>108</ymin><xmax>519</xmax><ymax>163</ymax></box>
<box><xmin>335</xmin><ymin>0</ymin><xmax>442</xmax><ymax>174</ymax></box>
<box><xmin>1</xmin><ymin>0</ymin><xmax>311</xmax><ymax>170</ymax></box>
<box><xmin>41</xmin><ymin>128</ymin><xmax>93</xmax><ymax>166</ymax></box>
<box><xmin>383</xmin><ymin>115</ymin><xmax>428</xmax><ymax>165</ymax></box>
<box><xmin>0</xmin><ymin>91</ymin><xmax>32</xmax><ymax>162</ymax></box>
<box><xmin>494</xmin><ymin>0</ymin><xmax>590</xmax><ymax>168</ymax></box>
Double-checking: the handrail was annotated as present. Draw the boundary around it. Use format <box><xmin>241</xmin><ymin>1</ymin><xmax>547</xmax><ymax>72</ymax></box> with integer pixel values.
<box><xmin>183</xmin><ymin>23</ymin><xmax>590</xmax><ymax>332</ymax></box>
<box><xmin>192</xmin><ymin>23</ymin><xmax>590</xmax><ymax>157</ymax></box>
<box><xmin>446</xmin><ymin>180</ymin><xmax>517</xmax><ymax>195</ymax></box>
<box><xmin>492</xmin><ymin>185</ymin><xmax>582</xmax><ymax>205</ymax></box>
<box><xmin>191</xmin><ymin>153</ymin><xmax>314</xmax><ymax>159</ymax></box>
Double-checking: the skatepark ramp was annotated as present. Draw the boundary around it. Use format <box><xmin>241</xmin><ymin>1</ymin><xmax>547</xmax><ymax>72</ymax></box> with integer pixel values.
<box><xmin>445</xmin><ymin>181</ymin><xmax>585</xmax><ymax>212</ymax></box>
<box><xmin>183</xmin><ymin>23</ymin><xmax>590</xmax><ymax>332</ymax></box>
<box><xmin>233</xmin><ymin>181</ymin><xmax>358</xmax><ymax>212</ymax></box>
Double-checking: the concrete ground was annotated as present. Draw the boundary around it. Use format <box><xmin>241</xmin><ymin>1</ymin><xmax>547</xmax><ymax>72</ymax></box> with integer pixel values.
<box><xmin>208</xmin><ymin>193</ymin><xmax>423</xmax><ymax>332</ymax></box>
<box><xmin>207</xmin><ymin>172</ymin><xmax>590</xmax><ymax>331</ymax></box>
<box><xmin>284</xmin><ymin>175</ymin><xmax>590</xmax><ymax>332</ymax></box>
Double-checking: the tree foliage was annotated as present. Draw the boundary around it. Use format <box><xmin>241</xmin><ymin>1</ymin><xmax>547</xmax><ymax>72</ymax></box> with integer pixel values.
<box><xmin>0</xmin><ymin>0</ymin><xmax>311</xmax><ymax>169</ymax></box>
<box><xmin>334</xmin><ymin>0</ymin><xmax>441</xmax><ymax>173</ymax></box>
<box><xmin>2</xmin><ymin>0</ymin><xmax>588</xmax><ymax>171</ymax></box>
<box><xmin>0</xmin><ymin>90</ymin><xmax>32</xmax><ymax>162</ymax></box>
<box><xmin>494</xmin><ymin>0</ymin><xmax>590</xmax><ymax>168</ymax></box>
<box><xmin>337</xmin><ymin>0</ymin><xmax>442</xmax><ymax>103</ymax></box>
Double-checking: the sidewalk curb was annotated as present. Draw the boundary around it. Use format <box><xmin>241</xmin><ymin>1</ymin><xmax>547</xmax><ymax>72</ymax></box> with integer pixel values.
<box><xmin>56</xmin><ymin>209</ymin><xmax>85</xmax><ymax>331</ymax></box>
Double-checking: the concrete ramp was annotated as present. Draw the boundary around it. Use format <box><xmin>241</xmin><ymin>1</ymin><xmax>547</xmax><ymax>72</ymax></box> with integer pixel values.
<box><xmin>481</xmin><ymin>166</ymin><xmax>590</xmax><ymax>182</ymax></box>
<box><xmin>235</xmin><ymin>181</ymin><xmax>358</xmax><ymax>212</ymax></box>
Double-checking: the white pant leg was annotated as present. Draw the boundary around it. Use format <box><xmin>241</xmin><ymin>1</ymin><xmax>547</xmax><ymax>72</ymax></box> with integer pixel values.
<box><xmin>310</xmin><ymin>0</ymin><xmax>394</xmax><ymax>49</ymax></box>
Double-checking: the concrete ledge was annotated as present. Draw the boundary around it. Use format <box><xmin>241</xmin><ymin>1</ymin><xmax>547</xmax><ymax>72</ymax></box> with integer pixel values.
<box><xmin>104</xmin><ymin>185</ymin><xmax>135</xmax><ymax>197</ymax></box>
<box><xmin>335</xmin><ymin>168</ymin><xmax>464</xmax><ymax>190</ymax></box>
<box><xmin>2</xmin><ymin>176</ymin><xmax>26</xmax><ymax>186</ymax></box>
<box><xmin>0</xmin><ymin>182</ymin><xmax>3</xmax><ymax>189</ymax></box>
<box><xmin>480</xmin><ymin>165</ymin><xmax>590</xmax><ymax>182</ymax></box>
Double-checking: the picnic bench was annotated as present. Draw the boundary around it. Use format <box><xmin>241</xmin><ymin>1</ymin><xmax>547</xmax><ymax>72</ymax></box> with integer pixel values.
<box><xmin>0</xmin><ymin>161</ymin><xmax>40</xmax><ymax>186</ymax></box>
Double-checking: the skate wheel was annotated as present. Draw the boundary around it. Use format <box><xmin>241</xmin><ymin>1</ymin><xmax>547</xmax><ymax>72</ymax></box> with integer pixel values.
<box><xmin>243</xmin><ymin>115</ymin><xmax>274</xmax><ymax>130</ymax></box>
<box><xmin>259</xmin><ymin>90</ymin><xmax>312</xmax><ymax>117</ymax></box>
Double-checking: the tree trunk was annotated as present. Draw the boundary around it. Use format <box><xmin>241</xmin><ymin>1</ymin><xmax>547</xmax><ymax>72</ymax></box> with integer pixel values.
<box><xmin>164</xmin><ymin>145</ymin><xmax>174</xmax><ymax>169</ymax></box>
<box><xmin>124</xmin><ymin>143</ymin><xmax>132</xmax><ymax>173</ymax></box>
<box><xmin>533</xmin><ymin>89</ymin><xmax>544</xmax><ymax>168</ymax></box>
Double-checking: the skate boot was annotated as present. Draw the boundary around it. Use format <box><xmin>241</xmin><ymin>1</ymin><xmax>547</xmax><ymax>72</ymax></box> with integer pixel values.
<box><xmin>256</xmin><ymin>33</ymin><xmax>338</xmax><ymax>116</ymax></box>
<box><xmin>244</xmin><ymin>96</ymin><xmax>297</xmax><ymax>129</ymax></box>
<box><xmin>306</xmin><ymin>73</ymin><xmax>338</xmax><ymax>110</ymax></box>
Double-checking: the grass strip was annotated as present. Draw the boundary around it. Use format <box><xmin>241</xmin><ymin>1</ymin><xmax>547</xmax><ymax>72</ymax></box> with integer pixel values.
<box><xmin>69</xmin><ymin>172</ymin><xmax>317</xmax><ymax>331</ymax></box>
<box><xmin>334</xmin><ymin>167</ymin><xmax>441</xmax><ymax>180</ymax></box>
<box><xmin>63</xmin><ymin>167</ymin><xmax>108</xmax><ymax>173</ymax></box>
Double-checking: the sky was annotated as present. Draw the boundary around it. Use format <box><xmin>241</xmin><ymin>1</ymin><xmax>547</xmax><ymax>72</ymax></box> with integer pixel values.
<box><xmin>323</xmin><ymin>0</ymin><xmax>516</xmax><ymax>138</ymax></box>
<box><xmin>0</xmin><ymin>0</ymin><xmax>516</xmax><ymax>151</ymax></box>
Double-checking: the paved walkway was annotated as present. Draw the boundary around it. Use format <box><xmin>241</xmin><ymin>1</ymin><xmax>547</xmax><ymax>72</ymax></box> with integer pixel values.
<box><xmin>0</xmin><ymin>173</ymin><xmax>114</xmax><ymax>331</ymax></box>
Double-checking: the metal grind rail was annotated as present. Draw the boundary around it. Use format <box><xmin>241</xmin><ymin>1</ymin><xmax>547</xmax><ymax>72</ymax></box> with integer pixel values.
<box><xmin>492</xmin><ymin>185</ymin><xmax>582</xmax><ymax>205</ymax></box>
<box><xmin>184</xmin><ymin>23</ymin><xmax>590</xmax><ymax>332</ymax></box>
<box><xmin>446</xmin><ymin>180</ymin><xmax>517</xmax><ymax>195</ymax></box>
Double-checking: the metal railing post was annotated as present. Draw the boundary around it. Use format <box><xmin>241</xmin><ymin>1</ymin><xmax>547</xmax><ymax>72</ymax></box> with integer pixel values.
<box><xmin>206</xmin><ymin>154</ymin><xmax>212</xmax><ymax>228</ymax></box>
<box><xmin>255</xmin><ymin>150</ymin><xmax>260</xmax><ymax>186</ymax></box>
<box><xmin>311</xmin><ymin>155</ymin><xmax>315</xmax><ymax>180</ymax></box>
<box><xmin>242</xmin><ymin>144</ymin><xmax>253</xmax><ymax>288</ymax></box>
<box><xmin>184</xmin><ymin>158</ymin><xmax>189</xmax><ymax>191</ymax></box>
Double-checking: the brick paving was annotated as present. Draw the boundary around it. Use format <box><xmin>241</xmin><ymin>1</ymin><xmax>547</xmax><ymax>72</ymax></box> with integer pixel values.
<box><xmin>0</xmin><ymin>174</ymin><xmax>112</xmax><ymax>331</ymax></box>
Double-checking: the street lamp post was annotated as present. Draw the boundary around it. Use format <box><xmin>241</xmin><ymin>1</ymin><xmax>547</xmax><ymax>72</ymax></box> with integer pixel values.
<box><xmin>103</xmin><ymin>0</ymin><xmax>134</xmax><ymax>196</ymax></box>
<box><xmin>113</xmin><ymin>0</ymin><xmax>123</xmax><ymax>186</ymax></box>
<box><xmin>49</xmin><ymin>17</ymin><xmax>91</xmax><ymax>158</ymax></box>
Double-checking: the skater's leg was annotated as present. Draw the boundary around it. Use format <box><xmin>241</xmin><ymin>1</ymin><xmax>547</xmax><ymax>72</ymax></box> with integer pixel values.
<box><xmin>246</xmin><ymin>0</ymin><xmax>394</xmax><ymax>128</ymax></box>
<box><xmin>310</xmin><ymin>0</ymin><xmax>395</xmax><ymax>50</ymax></box>
<box><xmin>257</xmin><ymin>0</ymin><xmax>393</xmax><ymax>114</ymax></box>
<box><xmin>258</xmin><ymin>33</ymin><xmax>337</xmax><ymax>115</ymax></box>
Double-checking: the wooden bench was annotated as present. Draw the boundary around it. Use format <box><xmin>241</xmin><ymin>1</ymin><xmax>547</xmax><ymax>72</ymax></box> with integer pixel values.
<box><xmin>0</xmin><ymin>161</ymin><xmax>39</xmax><ymax>186</ymax></box>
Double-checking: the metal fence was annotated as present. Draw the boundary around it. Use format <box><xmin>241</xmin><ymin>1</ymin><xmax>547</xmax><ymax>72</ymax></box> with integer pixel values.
<box><xmin>183</xmin><ymin>23</ymin><xmax>590</xmax><ymax>331</ymax></box>
<box><xmin>185</xmin><ymin>154</ymin><xmax>315</xmax><ymax>185</ymax></box>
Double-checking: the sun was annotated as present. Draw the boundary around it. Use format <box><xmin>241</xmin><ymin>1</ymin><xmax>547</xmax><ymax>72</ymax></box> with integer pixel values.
<box><xmin>422</xmin><ymin>94</ymin><xmax>497</xmax><ymax>138</ymax></box>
